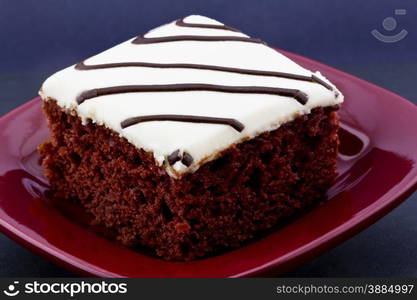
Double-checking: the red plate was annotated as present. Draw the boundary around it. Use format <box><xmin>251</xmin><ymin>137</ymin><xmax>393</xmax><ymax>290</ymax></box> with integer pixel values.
<box><xmin>1</xmin><ymin>49</ymin><xmax>417</xmax><ymax>277</ymax></box>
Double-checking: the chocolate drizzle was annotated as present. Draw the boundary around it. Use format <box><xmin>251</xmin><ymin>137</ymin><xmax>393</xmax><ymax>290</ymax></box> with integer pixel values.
<box><xmin>123</xmin><ymin>114</ymin><xmax>241</xmax><ymax>167</ymax></box>
<box><xmin>166</xmin><ymin>149</ymin><xmax>194</xmax><ymax>167</ymax></box>
<box><xmin>121</xmin><ymin>114</ymin><xmax>245</xmax><ymax>132</ymax></box>
<box><xmin>133</xmin><ymin>16</ymin><xmax>263</xmax><ymax>45</ymax></box>
<box><xmin>311</xmin><ymin>75</ymin><xmax>333</xmax><ymax>91</ymax></box>
<box><xmin>77</xmin><ymin>84</ymin><xmax>308</xmax><ymax>105</ymax></box>
<box><xmin>75</xmin><ymin>61</ymin><xmax>332</xmax><ymax>91</ymax></box>
<box><xmin>167</xmin><ymin>149</ymin><xmax>181</xmax><ymax>165</ymax></box>
<box><xmin>132</xmin><ymin>34</ymin><xmax>264</xmax><ymax>45</ymax></box>
<box><xmin>181</xmin><ymin>152</ymin><xmax>194</xmax><ymax>166</ymax></box>
<box><xmin>175</xmin><ymin>17</ymin><xmax>239</xmax><ymax>32</ymax></box>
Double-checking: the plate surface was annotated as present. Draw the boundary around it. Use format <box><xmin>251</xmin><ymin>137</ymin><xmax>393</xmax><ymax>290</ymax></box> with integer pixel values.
<box><xmin>1</xmin><ymin>50</ymin><xmax>417</xmax><ymax>277</ymax></box>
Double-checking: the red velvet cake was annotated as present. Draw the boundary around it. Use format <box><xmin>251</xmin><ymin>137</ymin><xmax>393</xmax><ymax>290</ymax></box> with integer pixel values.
<box><xmin>38</xmin><ymin>15</ymin><xmax>343</xmax><ymax>260</ymax></box>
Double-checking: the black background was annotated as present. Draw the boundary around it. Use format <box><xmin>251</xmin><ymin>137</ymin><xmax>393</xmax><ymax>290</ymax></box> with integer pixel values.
<box><xmin>1</xmin><ymin>0</ymin><xmax>416</xmax><ymax>277</ymax></box>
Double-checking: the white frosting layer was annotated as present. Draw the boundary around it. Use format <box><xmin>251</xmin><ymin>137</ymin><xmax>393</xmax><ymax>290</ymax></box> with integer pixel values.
<box><xmin>40</xmin><ymin>15</ymin><xmax>343</xmax><ymax>178</ymax></box>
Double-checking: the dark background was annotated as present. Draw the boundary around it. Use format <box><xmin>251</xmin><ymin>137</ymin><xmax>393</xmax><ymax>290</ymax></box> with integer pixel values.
<box><xmin>1</xmin><ymin>0</ymin><xmax>416</xmax><ymax>277</ymax></box>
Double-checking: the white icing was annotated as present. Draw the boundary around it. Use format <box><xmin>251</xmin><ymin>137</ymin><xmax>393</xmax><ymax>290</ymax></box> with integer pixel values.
<box><xmin>40</xmin><ymin>15</ymin><xmax>343</xmax><ymax>178</ymax></box>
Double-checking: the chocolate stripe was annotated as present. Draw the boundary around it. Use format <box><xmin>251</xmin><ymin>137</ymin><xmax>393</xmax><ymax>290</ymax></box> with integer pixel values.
<box><xmin>75</xmin><ymin>61</ymin><xmax>331</xmax><ymax>91</ymax></box>
<box><xmin>311</xmin><ymin>75</ymin><xmax>333</xmax><ymax>91</ymax></box>
<box><xmin>166</xmin><ymin>149</ymin><xmax>195</xmax><ymax>166</ymax></box>
<box><xmin>76</xmin><ymin>19</ymin><xmax>333</xmax><ymax>92</ymax></box>
<box><xmin>181</xmin><ymin>152</ymin><xmax>194</xmax><ymax>166</ymax></box>
<box><xmin>120</xmin><ymin>114</ymin><xmax>245</xmax><ymax>132</ymax></box>
<box><xmin>167</xmin><ymin>149</ymin><xmax>181</xmax><ymax>165</ymax></box>
<box><xmin>132</xmin><ymin>35</ymin><xmax>264</xmax><ymax>45</ymax></box>
<box><xmin>175</xmin><ymin>17</ymin><xmax>240</xmax><ymax>32</ymax></box>
<box><xmin>76</xmin><ymin>84</ymin><xmax>308</xmax><ymax>105</ymax></box>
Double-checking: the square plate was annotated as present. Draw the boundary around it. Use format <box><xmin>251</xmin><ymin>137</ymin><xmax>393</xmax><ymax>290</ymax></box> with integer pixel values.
<box><xmin>1</xmin><ymin>49</ymin><xmax>417</xmax><ymax>277</ymax></box>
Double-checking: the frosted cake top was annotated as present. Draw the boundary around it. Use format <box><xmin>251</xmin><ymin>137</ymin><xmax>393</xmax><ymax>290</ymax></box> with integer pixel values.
<box><xmin>40</xmin><ymin>15</ymin><xmax>343</xmax><ymax>178</ymax></box>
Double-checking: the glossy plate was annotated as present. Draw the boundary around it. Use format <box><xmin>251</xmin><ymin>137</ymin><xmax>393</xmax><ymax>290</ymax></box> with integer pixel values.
<box><xmin>1</xmin><ymin>49</ymin><xmax>417</xmax><ymax>278</ymax></box>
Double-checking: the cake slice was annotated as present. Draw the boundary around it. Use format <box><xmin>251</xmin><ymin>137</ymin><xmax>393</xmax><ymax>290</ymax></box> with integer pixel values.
<box><xmin>39</xmin><ymin>15</ymin><xmax>343</xmax><ymax>260</ymax></box>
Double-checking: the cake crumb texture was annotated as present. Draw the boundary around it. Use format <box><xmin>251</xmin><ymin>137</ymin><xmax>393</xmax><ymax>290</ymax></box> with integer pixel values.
<box><xmin>39</xmin><ymin>100</ymin><xmax>339</xmax><ymax>261</ymax></box>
